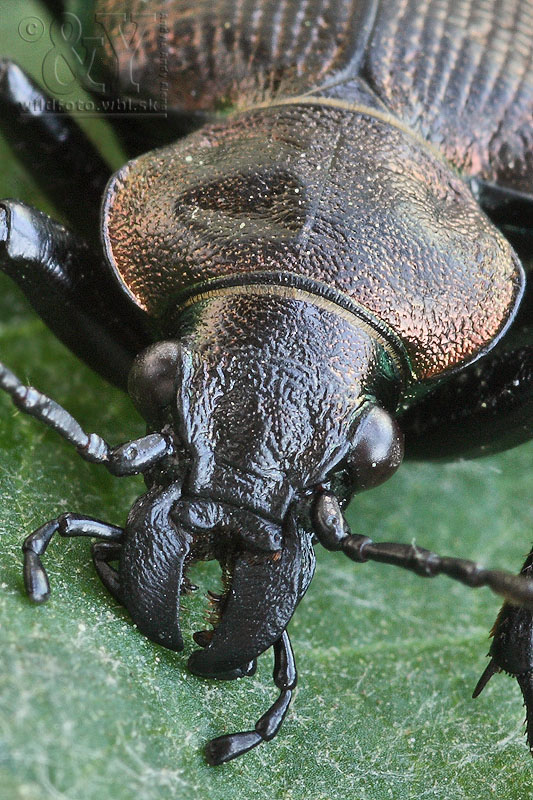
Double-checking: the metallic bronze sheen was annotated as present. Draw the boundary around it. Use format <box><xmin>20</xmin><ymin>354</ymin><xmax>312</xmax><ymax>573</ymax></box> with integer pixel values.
<box><xmin>103</xmin><ymin>102</ymin><xmax>523</xmax><ymax>380</ymax></box>
<box><xmin>98</xmin><ymin>0</ymin><xmax>531</xmax><ymax>380</ymax></box>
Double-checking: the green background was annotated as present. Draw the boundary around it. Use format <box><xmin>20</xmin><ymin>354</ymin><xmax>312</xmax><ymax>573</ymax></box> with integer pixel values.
<box><xmin>1</xmin><ymin>2</ymin><xmax>532</xmax><ymax>798</ymax></box>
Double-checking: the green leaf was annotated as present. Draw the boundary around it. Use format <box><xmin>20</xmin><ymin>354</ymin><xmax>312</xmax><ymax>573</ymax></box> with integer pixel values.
<box><xmin>1</xmin><ymin>3</ymin><xmax>533</xmax><ymax>798</ymax></box>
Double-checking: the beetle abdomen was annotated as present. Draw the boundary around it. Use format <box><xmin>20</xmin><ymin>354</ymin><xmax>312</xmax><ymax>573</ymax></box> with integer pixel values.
<box><xmin>103</xmin><ymin>102</ymin><xmax>523</xmax><ymax>381</ymax></box>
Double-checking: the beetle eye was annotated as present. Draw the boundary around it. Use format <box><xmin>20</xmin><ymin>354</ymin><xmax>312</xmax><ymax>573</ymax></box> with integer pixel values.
<box><xmin>341</xmin><ymin>404</ymin><xmax>404</xmax><ymax>493</ymax></box>
<box><xmin>128</xmin><ymin>341</ymin><xmax>182</xmax><ymax>423</ymax></box>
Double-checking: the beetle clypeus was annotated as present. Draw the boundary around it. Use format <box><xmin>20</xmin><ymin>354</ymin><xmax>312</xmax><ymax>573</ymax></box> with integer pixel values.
<box><xmin>2</xmin><ymin>0</ymin><xmax>533</xmax><ymax>766</ymax></box>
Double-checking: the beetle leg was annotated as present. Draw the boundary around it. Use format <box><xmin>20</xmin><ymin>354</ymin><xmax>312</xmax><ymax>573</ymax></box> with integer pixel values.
<box><xmin>92</xmin><ymin>541</ymin><xmax>123</xmax><ymax>603</ymax></box>
<box><xmin>469</xmin><ymin>178</ymin><xmax>533</xmax><ymax>241</ymax></box>
<box><xmin>1</xmin><ymin>53</ymin><xmax>203</xmax><ymax>182</ymax></box>
<box><xmin>0</xmin><ymin>358</ymin><xmax>174</xmax><ymax>473</ymax></box>
<box><xmin>0</xmin><ymin>201</ymin><xmax>151</xmax><ymax>388</ymax></box>
<box><xmin>22</xmin><ymin>514</ymin><xmax>123</xmax><ymax>603</ymax></box>
<box><xmin>472</xmin><ymin>550</ymin><xmax>533</xmax><ymax>755</ymax></box>
<box><xmin>0</xmin><ymin>60</ymin><xmax>110</xmax><ymax>241</ymax></box>
<box><xmin>313</xmin><ymin>492</ymin><xmax>533</xmax><ymax>609</ymax></box>
<box><xmin>205</xmin><ymin>630</ymin><xmax>297</xmax><ymax>766</ymax></box>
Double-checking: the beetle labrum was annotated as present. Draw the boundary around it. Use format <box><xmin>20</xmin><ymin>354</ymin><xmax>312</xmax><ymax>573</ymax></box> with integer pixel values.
<box><xmin>2</xmin><ymin>0</ymin><xmax>533</xmax><ymax>765</ymax></box>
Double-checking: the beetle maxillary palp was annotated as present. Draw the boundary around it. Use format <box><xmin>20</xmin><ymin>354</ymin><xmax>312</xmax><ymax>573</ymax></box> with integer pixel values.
<box><xmin>205</xmin><ymin>631</ymin><xmax>297</xmax><ymax>765</ymax></box>
<box><xmin>22</xmin><ymin>514</ymin><xmax>123</xmax><ymax>603</ymax></box>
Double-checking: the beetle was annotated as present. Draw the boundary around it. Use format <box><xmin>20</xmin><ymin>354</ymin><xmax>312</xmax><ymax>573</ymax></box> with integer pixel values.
<box><xmin>2</xmin><ymin>0</ymin><xmax>533</xmax><ymax>766</ymax></box>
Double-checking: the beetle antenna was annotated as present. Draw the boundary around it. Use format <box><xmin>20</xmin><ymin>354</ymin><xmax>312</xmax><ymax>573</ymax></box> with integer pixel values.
<box><xmin>0</xmin><ymin>361</ymin><xmax>174</xmax><ymax>475</ymax></box>
<box><xmin>312</xmin><ymin>492</ymin><xmax>533</xmax><ymax>610</ymax></box>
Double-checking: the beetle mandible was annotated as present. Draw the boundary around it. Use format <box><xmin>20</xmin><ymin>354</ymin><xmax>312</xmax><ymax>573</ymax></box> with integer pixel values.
<box><xmin>2</xmin><ymin>0</ymin><xmax>533</xmax><ymax>765</ymax></box>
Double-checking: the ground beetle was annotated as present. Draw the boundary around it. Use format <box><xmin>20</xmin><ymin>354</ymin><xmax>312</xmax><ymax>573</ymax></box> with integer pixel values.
<box><xmin>2</xmin><ymin>0</ymin><xmax>533</xmax><ymax>766</ymax></box>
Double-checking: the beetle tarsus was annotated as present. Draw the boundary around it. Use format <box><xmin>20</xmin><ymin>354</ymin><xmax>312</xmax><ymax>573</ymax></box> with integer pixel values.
<box><xmin>204</xmin><ymin>631</ymin><xmax>296</xmax><ymax>764</ymax></box>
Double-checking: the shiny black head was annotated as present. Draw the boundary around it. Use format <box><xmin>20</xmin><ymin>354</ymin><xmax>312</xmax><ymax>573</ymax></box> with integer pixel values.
<box><xmin>125</xmin><ymin>293</ymin><xmax>404</xmax><ymax>677</ymax></box>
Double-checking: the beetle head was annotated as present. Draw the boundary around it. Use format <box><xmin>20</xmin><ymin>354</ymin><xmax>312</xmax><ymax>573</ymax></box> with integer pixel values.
<box><xmin>128</xmin><ymin>294</ymin><xmax>403</xmax><ymax>511</ymax></box>
<box><xmin>125</xmin><ymin>299</ymin><xmax>403</xmax><ymax>676</ymax></box>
